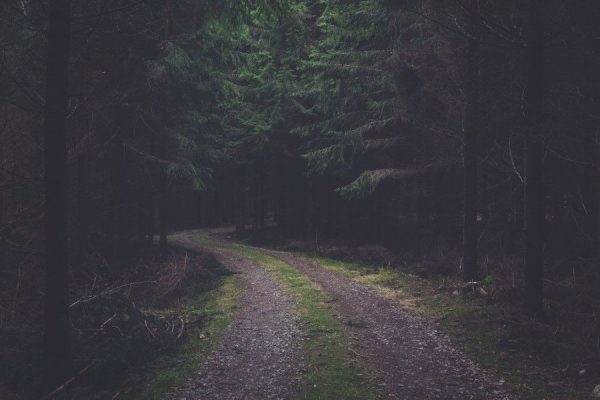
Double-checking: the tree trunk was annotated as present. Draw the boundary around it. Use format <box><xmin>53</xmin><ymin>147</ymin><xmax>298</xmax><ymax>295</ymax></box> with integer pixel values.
<box><xmin>43</xmin><ymin>0</ymin><xmax>71</xmax><ymax>388</ymax></box>
<box><xmin>236</xmin><ymin>166</ymin><xmax>246</xmax><ymax>233</ymax></box>
<box><xmin>158</xmin><ymin>0</ymin><xmax>172</xmax><ymax>247</ymax></box>
<box><xmin>158</xmin><ymin>172</ymin><xmax>168</xmax><ymax>247</ymax></box>
<box><xmin>111</xmin><ymin>108</ymin><xmax>129</xmax><ymax>262</ymax></box>
<box><xmin>213</xmin><ymin>185</ymin><xmax>221</xmax><ymax>227</ymax></box>
<box><xmin>596</xmin><ymin>185</ymin><xmax>600</xmax><ymax>258</ymax></box>
<box><xmin>197</xmin><ymin>192</ymin><xmax>204</xmax><ymax>227</ymax></box>
<box><xmin>137</xmin><ymin>196</ymin><xmax>145</xmax><ymax>242</ymax></box>
<box><xmin>481</xmin><ymin>180</ymin><xmax>489</xmax><ymax>223</ymax></box>
<box><xmin>524</xmin><ymin>0</ymin><xmax>545</xmax><ymax>318</ymax></box>
<box><xmin>306</xmin><ymin>180</ymin><xmax>314</xmax><ymax>244</ymax></box>
<box><xmin>164</xmin><ymin>0</ymin><xmax>172</xmax><ymax>37</ymax></box>
<box><xmin>0</xmin><ymin>190</ymin><xmax>4</xmax><ymax>229</ymax></box>
<box><xmin>75</xmin><ymin>152</ymin><xmax>89</xmax><ymax>264</ymax></box>
<box><xmin>147</xmin><ymin>192</ymin><xmax>155</xmax><ymax>244</ymax></box>
<box><xmin>257</xmin><ymin>165</ymin><xmax>265</xmax><ymax>231</ymax></box>
<box><xmin>462</xmin><ymin>0</ymin><xmax>480</xmax><ymax>282</ymax></box>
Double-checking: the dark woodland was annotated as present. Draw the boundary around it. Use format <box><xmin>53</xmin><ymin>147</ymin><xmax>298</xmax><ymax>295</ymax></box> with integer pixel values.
<box><xmin>1</xmin><ymin>0</ymin><xmax>600</xmax><ymax>399</ymax></box>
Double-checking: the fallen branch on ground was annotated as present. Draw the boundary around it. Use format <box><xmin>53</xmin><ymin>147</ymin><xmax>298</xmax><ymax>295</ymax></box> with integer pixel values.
<box><xmin>69</xmin><ymin>280</ymin><xmax>158</xmax><ymax>308</ymax></box>
<box><xmin>39</xmin><ymin>364</ymin><xmax>93</xmax><ymax>400</ymax></box>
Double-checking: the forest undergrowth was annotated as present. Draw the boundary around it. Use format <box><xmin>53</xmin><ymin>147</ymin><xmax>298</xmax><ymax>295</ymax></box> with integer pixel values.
<box><xmin>0</xmin><ymin>245</ymin><xmax>239</xmax><ymax>400</ymax></box>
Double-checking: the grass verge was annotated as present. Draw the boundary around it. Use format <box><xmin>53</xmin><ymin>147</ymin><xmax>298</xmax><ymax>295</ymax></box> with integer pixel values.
<box><xmin>120</xmin><ymin>258</ymin><xmax>241</xmax><ymax>400</ymax></box>
<box><xmin>193</xmin><ymin>233</ymin><xmax>378</xmax><ymax>400</ymax></box>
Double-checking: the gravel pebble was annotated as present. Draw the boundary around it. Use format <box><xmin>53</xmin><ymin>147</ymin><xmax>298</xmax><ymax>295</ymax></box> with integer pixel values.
<box><xmin>168</xmin><ymin>234</ymin><xmax>306</xmax><ymax>400</ymax></box>
<box><xmin>267</xmin><ymin>250</ymin><xmax>513</xmax><ymax>400</ymax></box>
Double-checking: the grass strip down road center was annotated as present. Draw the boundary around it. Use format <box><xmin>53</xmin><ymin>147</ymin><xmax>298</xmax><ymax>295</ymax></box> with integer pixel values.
<box><xmin>192</xmin><ymin>233</ymin><xmax>377</xmax><ymax>400</ymax></box>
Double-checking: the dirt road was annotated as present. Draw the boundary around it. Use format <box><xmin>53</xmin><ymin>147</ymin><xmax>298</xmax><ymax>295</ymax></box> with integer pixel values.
<box><xmin>170</xmin><ymin>231</ymin><xmax>510</xmax><ymax>399</ymax></box>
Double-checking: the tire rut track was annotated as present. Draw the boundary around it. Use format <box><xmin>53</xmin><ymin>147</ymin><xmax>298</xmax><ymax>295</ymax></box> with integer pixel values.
<box><xmin>169</xmin><ymin>233</ymin><xmax>306</xmax><ymax>400</ymax></box>
<box><xmin>261</xmin><ymin>249</ymin><xmax>512</xmax><ymax>400</ymax></box>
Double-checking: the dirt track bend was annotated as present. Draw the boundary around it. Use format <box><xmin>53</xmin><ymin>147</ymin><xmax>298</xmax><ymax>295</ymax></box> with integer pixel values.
<box><xmin>171</xmin><ymin>230</ymin><xmax>511</xmax><ymax>400</ymax></box>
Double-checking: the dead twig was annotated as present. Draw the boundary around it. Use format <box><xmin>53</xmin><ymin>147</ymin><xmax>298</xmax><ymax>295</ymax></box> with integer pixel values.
<box><xmin>508</xmin><ymin>134</ymin><xmax>524</xmax><ymax>184</ymax></box>
<box><xmin>176</xmin><ymin>317</ymin><xmax>185</xmax><ymax>340</ymax></box>
<box><xmin>69</xmin><ymin>280</ymin><xmax>157</xmax><ymax>308</ymax></box>
<box><xmin>39</xmin><ymin>364</ymin><xmax>93</xmax><ymax>400</ymax></box>
<box><xmin>144</xmin><ymin>319</ymin><xmax>159</xmax><ymax>341</ymax></box>
<box><xmin>100</xmin><ymin>312</ymin><xmax>117</xmax><ymax>330</ymax></box>
<box><xmin>348</xmin><ymin>347</ymin><xmax>366</xmax><ymax>358</ymax></box>
<box><xmin>10</xmin><ymin>263</ymin><xmax>22</xmax><ymax>321</ymax></box>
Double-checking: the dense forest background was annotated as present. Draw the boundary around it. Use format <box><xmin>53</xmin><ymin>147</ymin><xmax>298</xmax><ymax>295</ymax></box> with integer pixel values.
<box><xmin>2</xmin><ymin>0</ymin><xmax>600</xmax><ymax>398</ymax></box>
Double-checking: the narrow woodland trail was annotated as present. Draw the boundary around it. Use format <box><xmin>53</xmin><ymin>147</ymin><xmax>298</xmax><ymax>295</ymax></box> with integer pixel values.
<box><xmin>169</xmin><ymin>233</ymin><xmax>306</xmax><ymax>400</ymax></box>
<box><xmin>171</xmin><ymin>230</ymin><xmax>511</xmax><ymax>400</ymax></box>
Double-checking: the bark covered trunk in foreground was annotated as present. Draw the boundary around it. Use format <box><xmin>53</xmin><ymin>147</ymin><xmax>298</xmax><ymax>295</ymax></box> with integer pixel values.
<box><xmin>43</xmin><ymin>0</ymin><xmax>71</xmax><ymax>388</ymax></box>
<box><xmin>236</xmin><ymin>166</ymin><xmax>246</xmax><ymax>233</ymax></box>
<box><xmin>255</xmin><ymin>163</ymin><xmax>265</xmax><ymax>231</ymax></box>
<box><xmin>158</xmin><ymin>171</ymin><xmax>168</xmax><ymax>247</ymax></box>
<box><xmin>524</xmin><ymin>0</ymin><xmax>545</xmax><ymax>318</ymax></box>
<box><xmin>158</xmin><ymin>0</ymin><xmax>173</xmax><ymax>247</ymax></box>
<box><xmin>462</xmin><ymin>0</ymin><xmax>480</xmax><ymax>282</ymax></box>
<box><xmin>75</xmin><ymin>151</ymin><xmax>89</xmax><ymax>264</ymax></box>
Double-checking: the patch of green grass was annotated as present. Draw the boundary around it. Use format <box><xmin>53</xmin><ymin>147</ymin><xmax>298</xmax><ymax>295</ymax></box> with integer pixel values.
<box><xmin>120</xmin><ymin>272</ymin><xmax>241</xmax><ymax>400</ymax></box>
<box><xmin>300</xmin><ymin>254</ymin><xmax>423</xmax><ymax>312</ymax></box>
<box><xmin>193</xmin><ymin>234</ymin><xmax>377</xmax><ymax>400</ymax></box>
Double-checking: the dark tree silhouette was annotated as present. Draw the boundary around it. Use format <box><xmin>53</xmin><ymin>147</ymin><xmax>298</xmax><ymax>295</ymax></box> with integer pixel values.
<box><xmin>462</xmin><ymin>0</ymin><xmax>481</xmax><ymax>283</ymax></box>
<box><xmin>42</xmin><ymin>0</ymin><xmax>71</xmax><ymax>388</ymax></box>
<box><xmin>524</xmin><ymin>0</ymin><xmax>545</xmax><ymax>318</ymax></box>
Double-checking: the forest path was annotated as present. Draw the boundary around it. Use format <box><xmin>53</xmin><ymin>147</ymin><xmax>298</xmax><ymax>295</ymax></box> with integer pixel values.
<box><xmin>260</xmin><ymin>248</ymin><xmax>512</xmax><ymax>400</ymax></box>
<box><xmin>172</xmin><ymin>230</ymin><xmax>511</xmax><ymax>399</ymax></box>
<box><xmin>168</xmin><ymin>232</ymin><xmax>306</xmax><ymax>400</ymax></box>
